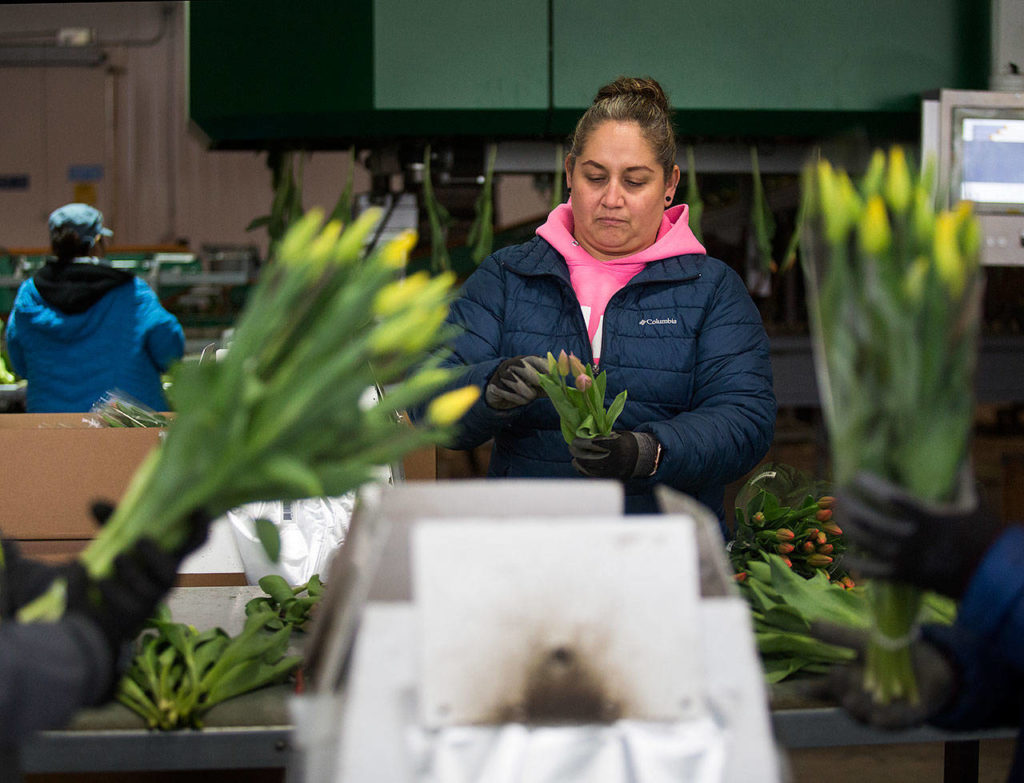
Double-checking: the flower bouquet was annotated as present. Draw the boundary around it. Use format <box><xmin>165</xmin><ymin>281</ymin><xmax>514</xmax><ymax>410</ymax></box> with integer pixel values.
<box><xmin>15</xmin><ymin>208</ymin><xmax>479</xmax><ymax>622</ymax></box>
<box><xmin>536</xmin><ymin>350</ymin><xmax>627</xmax><ymax>444</ymax></box>
<box><xmin>799</xmin><ymin>147</ymin><xmax>983</xmax><ymax>703</ymax></box>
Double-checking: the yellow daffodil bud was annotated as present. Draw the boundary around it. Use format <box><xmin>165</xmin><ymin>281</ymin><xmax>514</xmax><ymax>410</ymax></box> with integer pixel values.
<box><xmin>903</xmin><ymin>255</ymin><xmax>930</xmax><ymax>300</ymax></box>
<box><xmin>955</xmin><ymin>201</ymin><xmax>981</xmax><ymax>263</ymax></box>
<box><xmin>816</xmin><ymin>161</ymin><xmax>845</xmax><ymax>245</ymax></box>
<box><xmin>819</xmin><ymin>166</ymin><xmax>863</xmax><ymax>247</ymax></box>
<box><xmin>276</xmin><ymin>209</ymin><xmax>325</xmax><ymax>265</ymax></box>
<box><xmin>557</xmin><ymin>350</ymin><xmax>570</xmax><ymax>376</ymax></box>
<box><xmin>912</xmin><ymin>187</ymin><xmax>936</xmax><ymax>249</ymax></box>
<box><xmin>379</xmin><ymin>229</ymin><xmax>418</xmax><ymax>269</ymax></box>
<box><xmin>884</xmin><ymin>146</ymin><xmax>912</xmax><ymax>214</ymax></box>
<box><xmin>426</xmin><ymin>385</ymin><xmax>481</xmax><ymax>426</ymax></box>
<box><xmin>373</xmin><ymin>272</ymin><xmax>431</xmax><ymax>317</ymax></box>
<box><xmin>860</xmin><ymin>149</ymin><xmax>886</xmax><ymax>199</ymax></box>
<box><xmin>858</xmin><ymin>195</ymin><xmax>891</xmax><ymax>255</ymax></box>
<box><xmin>934</xmin><ymin>212</ymin><xmax>965</xmax><ymax>296</ymax></box>
<box><xmin>307</xmin><ymin>219</ymin><xmax>343</xmax><ymax>271</ymax></box>
<box><xmin>332</xmin><ymin>207</ymin><xmax>382</xmax><ymax>262</ymax></box>
<box><xmin>838</xmin><ymin>173</ymin><xmax>863</xmax><ymax>225</ymax></box>
<box><xmin>369</xmin><ymin>303</ymin><xmax>448</xmax><ymax>353</ymax></box>
<box><xmin>402</xmin><ymin>305</ymin><xmax>450</xmax><ymax>353</ymax></box>
<box><xmin>399</xmin><ymin>367</ymin><xmax>451</xmax><ymax>397</ymax></box>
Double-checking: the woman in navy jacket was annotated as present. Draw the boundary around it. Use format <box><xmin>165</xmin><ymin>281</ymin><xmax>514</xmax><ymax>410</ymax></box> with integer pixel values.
<box><xmin>413</xmin><ymin>77</ymin><xmax>776</xmax><ymax>527</ymax></box>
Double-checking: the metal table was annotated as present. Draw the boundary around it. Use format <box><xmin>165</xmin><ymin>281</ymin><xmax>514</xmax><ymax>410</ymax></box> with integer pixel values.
<box><xmin>20</xmin><ymin>586</ymin><xmax>298</xmax><ymax>774</ymax></box>
<box><xmin>17</xmin><ymin>593</ymin><xmax>1018</xmax><ymax>781</ymax></box>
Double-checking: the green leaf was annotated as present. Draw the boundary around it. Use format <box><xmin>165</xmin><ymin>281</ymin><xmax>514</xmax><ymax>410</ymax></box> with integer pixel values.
<box><xmin>685</xmin><ymin>146</ymin><xmax>704</xmax><ymax>243</ymax></box>
<box><xmin>605</xmin><ymin>390</ymin><xmax>627</xmax><ymax>430</ymax></box>
<box><xmin>327</xmin><ymin>147</ymin><xmax>356</xmax><ymax>227</ymax></box>
<box><xmin>576</xmin><ymin>414</ymin><xmax>599</xmax><ymax>438</ymax></box>
<box><xmin>258</xmin><ymin>574</ymin><xmax>295</xmax><ymax>606</ymax></box>
<box><xmin>766</xmin><ymin>555</ymin><xmax>869</xmax><ymax>629</ymax></box>
<box><xmin>255</xmin><ymin>518</ymin><xmax>281</xmax><ymax>563</ymax></box>
<box><xmin>755</xmin><ymin>631</ymin><xmax>856</xmax><ymax>662</ymax></box>
<box><xmin>763</xmin><ymin>605</ymin><xmax>812</xmax><ymax>634</ymax></box>
<box><xmin>559</xmin><ymin>417</ymin><xmax>576</xmax><ymax>445</ymax></box>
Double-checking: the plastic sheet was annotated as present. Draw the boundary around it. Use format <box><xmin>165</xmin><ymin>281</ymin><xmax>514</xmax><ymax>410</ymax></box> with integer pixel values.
<box><xmin>408</xmin><ymin>719</ymin><xmax>726</xmax><ymax>783</ymax></box>
<box><xmin>226</xmin><ymin>494</ymin><xmax>355</xmax><ymax>585</ymax></box>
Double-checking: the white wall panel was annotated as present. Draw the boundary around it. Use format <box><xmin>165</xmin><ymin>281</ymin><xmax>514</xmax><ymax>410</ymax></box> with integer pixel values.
<box><xmin>0</xmin><ymin>3</ymin><xmax>369</xmax><ymax>256</ymax></box>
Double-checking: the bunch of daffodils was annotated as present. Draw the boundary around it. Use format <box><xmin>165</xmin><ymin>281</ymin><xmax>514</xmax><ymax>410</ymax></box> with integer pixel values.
<box><xmin>799</xmin><ymin>147</ymin><xmax>983</xmax><ymax>704</ymax></box>
<box><xmin>18</xmin><ymin>208</ymin><xmax>478</xmax><ymax>622</ymax></box>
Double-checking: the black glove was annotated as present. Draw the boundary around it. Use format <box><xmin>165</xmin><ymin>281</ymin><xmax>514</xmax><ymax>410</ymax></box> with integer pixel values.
<box><xmin>569</xmin><ymin>431</ymin><xmax>661</xmax><ymax>480</ymax></box>
<box><xmin>838</xmin><ymin>470</ymin><xmax>1001</xmax><ymax>599</ymax></box>
<box><xmin>485</xmin><ymin>355</ymin><xmax>548</xmax><ymax>410</ymax></box>
<box><xmin>65</xmin><ymin>505</ymin><xmax>213</xmax><ymax>649</ymax></box>
<box><xmin>802</xmin><ymin>621</ymin><xmax>957</xmax><ymax>730</ymax></box>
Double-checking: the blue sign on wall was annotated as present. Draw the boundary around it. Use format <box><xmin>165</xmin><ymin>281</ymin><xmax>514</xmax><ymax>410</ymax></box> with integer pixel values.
<box><xmin>68</xmin><ymin>164</ymin><xmax>104</xmax><ymax>182</ymax></box>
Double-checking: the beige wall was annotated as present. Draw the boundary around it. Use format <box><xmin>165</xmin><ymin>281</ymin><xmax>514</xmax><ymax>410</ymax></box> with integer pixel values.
<box><xmin>0</xmin><ymin>2</ymin><xmax>555</xmax><ymax>260</ymax></box>
<box><xmin>0</xmin><ymin>2</ymin><xmax>370</xmax><ymax>255</ymax></box>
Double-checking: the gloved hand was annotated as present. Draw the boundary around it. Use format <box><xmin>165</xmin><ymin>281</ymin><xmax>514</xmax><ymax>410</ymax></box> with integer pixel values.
<box><xmin>569</xmin><ymin>431</ymin><xmax>661</xmax><ymax>480</ymax></box>
<box><xmin>803</xmin><ymin>620</ymin><xmax>957</xmax><ymax>730</ymax></box>
<box><xmin>838</xmin><ymin>470</ymin><xmax>1002</xmax><ymax>599</ymax></box>
<box><xmin>485</xmin><ymin>355</ymin><xmax>549</xmax><ymax>410</ymax></box>
<box><xmin>65</xmin><ymin>504</ymin><xmax>212</xmax><ymax>649</ymax></box>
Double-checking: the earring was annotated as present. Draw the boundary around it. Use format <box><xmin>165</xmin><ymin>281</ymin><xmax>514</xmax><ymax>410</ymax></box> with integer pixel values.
<box><xmin>665</xmin><ymin>195</ymin><xmax>672</xmax><ymax>203</ymax></box>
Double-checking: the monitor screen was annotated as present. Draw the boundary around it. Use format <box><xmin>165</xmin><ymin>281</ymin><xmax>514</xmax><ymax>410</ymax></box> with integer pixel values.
<box><xmin>953</xmin><ymin>107</ymin><xmax>1024</xmax><ymax>211</ymax></box>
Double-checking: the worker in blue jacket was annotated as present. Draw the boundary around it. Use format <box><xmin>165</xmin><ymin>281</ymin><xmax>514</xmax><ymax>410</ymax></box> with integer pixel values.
<box><xmin>811</xmin><ymin>471</ymin><xmax>1024</xmax><ymax>780</ymax></box>
<box><xmin>5</xmin><ymin>203</ymin><xmax>184</xmax><ymax>413</ymax></box>
<box><xmin>411</xmin><ymin>77</ymin><xmax>776</xmax><ymax>528</ymax></box>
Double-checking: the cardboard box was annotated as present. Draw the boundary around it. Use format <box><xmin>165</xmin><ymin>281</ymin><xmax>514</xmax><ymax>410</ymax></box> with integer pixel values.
<box><xmin>0</xmin><ymin>413</ymin><xmax>163</xmax><ymax>543</ymax></box>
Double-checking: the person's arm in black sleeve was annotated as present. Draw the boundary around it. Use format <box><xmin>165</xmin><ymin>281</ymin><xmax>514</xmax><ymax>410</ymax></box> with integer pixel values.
<box><xmin>0</xmin><ymin>615</ymin><xmax>115</xmax><ymax>744</ymax></box>
<box><xmin>0</xmin><ymin>509</ymin><xmax>211</xmax><ymax>743</ymax></box>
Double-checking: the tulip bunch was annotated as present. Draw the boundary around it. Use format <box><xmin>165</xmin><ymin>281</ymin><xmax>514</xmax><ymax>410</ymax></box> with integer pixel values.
<box><xmin>730</xmin><ymin>462</ymin><xmax>852</xmax><ymax>584</ymax></box>
<box><xmin>732</xmin><ymin>493</ymin><xmax>851</xmax><ymax>584</ymax></box>
<box><xmin>535</xmin><ymin>350</ymin><xmax>627</xmax><ymax>445</ymax></box>
<box><xmin>799</xmin><ymin>148</ymin><xmax>983</xmax><ymax>704</ymax></box>
<box><xmin>18</xmin><ymin>208</ymin><xmax>479</xmax><ymax>623</ymax></box>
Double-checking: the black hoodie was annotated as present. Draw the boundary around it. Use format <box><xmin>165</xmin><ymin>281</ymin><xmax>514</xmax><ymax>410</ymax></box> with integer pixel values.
<box><xmin>32</xmin><ymin>259</ymin><xmax>134</xmax><ymax>315</ymax></box>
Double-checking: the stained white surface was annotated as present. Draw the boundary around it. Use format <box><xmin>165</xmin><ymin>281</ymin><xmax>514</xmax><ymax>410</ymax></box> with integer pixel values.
<box><xmin>412</xmin><ymin>516</ymin><xmax>703</xmax><ymax>727</ymax></box>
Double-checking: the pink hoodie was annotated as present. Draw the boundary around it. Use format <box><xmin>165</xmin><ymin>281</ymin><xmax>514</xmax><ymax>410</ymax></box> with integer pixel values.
<box><xmin>536</xmin><ymin>202</ymin><xmax>705</xmax><ymax>363</ymax></box>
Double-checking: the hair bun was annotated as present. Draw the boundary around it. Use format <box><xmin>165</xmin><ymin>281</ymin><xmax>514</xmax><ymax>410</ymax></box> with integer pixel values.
<box><xmin>594</xmin><ymin>76</ymin><xmax>670</xmax><ymax>113</ymax></box>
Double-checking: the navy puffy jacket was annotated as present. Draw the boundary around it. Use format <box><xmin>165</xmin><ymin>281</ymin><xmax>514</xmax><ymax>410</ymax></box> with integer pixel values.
<box><xmin>417</xmin><ymin>236</ymin><xmax>777</xmax><ymax>523</ymax></box>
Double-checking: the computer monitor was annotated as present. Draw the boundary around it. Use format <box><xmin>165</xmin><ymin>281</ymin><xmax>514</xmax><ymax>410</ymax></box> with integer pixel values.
<box><xmin>922</xmin><ymin>88</ymin><xmax>1024</xmax><ymax>266</ymax></box>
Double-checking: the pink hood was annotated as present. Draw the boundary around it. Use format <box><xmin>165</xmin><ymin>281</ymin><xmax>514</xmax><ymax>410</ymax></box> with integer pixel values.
<box><xmin>535</xmin><ymin>203</ymin><xmax>705</xmax><ymax>363</ymax></box>
<box><xmin>536</xmin><ymin>202</ymin><xmax>705</xmax><ymax>265</ymax></box>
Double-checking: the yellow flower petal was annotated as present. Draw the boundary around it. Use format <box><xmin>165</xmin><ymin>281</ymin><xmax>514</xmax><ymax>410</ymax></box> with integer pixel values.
<box><xmin>884</xmin><ymin>146</ymin><xmax>912</xmax><ymax>214</ymax></box>
<box><xmin>427</xmin><ymin>386</ymin><xmax>481</xmax><ymax>426</ymax></box>
<box><xmin>858</xmin><ymin>195</ymin><xmax>891</xmax><ymax>256</ymax></box>
<box><xmin>379</xmin><ymin>229</ymin><xmax>419</xmax><ymax>269</ymax></box>
<box><xmin>373</xmin><ymin>272</ymin><xmax>430</xmax><ymax>317</ymax></box>
<box><xmin>933</xmin><ymin>212</ymin><xmax>964</xmax><ymax>296</ymax></box>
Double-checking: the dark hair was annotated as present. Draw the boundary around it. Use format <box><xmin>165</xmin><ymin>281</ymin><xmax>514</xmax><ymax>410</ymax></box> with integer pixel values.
<box><xmin>566</xmin><ymin>76</ymin><xmax>677</xmax><ymax>181</ymax></box>
<box><xmin>50</xmin><ymin>225</ymin><xmax>93</xmax><ymax>264</ymax></box>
